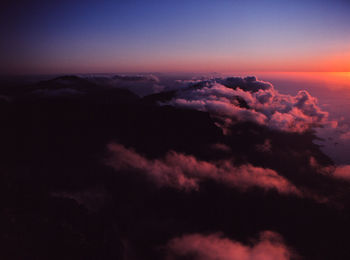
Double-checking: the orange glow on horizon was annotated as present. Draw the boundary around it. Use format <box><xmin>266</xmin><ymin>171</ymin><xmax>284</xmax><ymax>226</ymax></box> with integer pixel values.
<box><xmin>3</xmin><ymin>48</ymin><xmax>349</xmax><ymax>76</ymax></box>
<box><xmin>130</xmin><ymin>49</ymin><xmax>350</xmax><ymax>74</ymax></box>
<box><xmin>248</xmin><ymin>72</ymin><xmax>350</xmax><ymax>90</ymax></box>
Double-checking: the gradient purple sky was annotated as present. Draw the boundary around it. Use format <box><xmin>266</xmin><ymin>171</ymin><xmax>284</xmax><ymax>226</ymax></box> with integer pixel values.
<box><xmin>1</xmin><ymin>0</ymin><xmax>350</xmax><ymax>74</ymax></box>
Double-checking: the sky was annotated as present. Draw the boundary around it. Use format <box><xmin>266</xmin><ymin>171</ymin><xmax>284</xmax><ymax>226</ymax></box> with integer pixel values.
<box><xmin>1</xmin><ymin>0</ymin><xmax>350</xmax><ymax>74</ymax></box>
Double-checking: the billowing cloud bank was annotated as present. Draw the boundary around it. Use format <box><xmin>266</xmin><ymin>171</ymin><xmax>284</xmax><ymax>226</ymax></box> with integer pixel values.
<box><xmin>165</xmin><ymin>76</ymin><xmax>330</xmax><ymax>133</ymax></box>
<box><xmin>106</xmin><ymin>143</ymin><xmax>300</xmax><ymax>195</ymax></box>
<box><xmin>166</xmin><ymin>231</ymin><xmax>294</xmax><ymax>260</ymax></box>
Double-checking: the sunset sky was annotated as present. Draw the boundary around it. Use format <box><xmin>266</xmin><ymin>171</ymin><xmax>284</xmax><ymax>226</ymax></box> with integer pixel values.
<box><xmin>3</xmin><ymin>2</ymin><xmax>350</xmax><ymax>259</ymax></box>
<box><xmin>1</xmin><ymin>0</ymin><xmax>350</xmax><ymax>74</ymax></box>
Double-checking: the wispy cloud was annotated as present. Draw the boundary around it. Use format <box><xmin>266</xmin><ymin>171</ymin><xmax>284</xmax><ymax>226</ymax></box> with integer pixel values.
<box><xmin>106</xmin><ymin>143</ymin><xmax>301</xmax><ymax>195</ymax></box>
<box><xmin>166</xmin><ymin>231</ymin><xmax>295</xmax><ymax>260</ymax></box>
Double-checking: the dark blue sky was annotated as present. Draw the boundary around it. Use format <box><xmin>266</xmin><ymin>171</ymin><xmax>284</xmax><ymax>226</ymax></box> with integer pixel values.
<box><xmin>1</xmin><ymin>0</ymin><xmax>350</xmax><ymax>74</ymax></box>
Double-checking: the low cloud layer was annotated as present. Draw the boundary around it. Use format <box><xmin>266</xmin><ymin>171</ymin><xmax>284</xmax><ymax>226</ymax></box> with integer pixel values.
<box><xmin>106</xmin><ymin>143</ymin><xmax>300</xmax><ymax>195</ymax></box>
<box><xmin>166</xmin><ymin>231</ymin><xmax>294</xmax><ymax>260</ymax></box>
<box><xmin>333</xmin><ymin>165</ymin><xmax>350</xmax><ymax>181</ymax></box>
<box><xmin>310</xmin><ymin>156</ymin><xmax>350</xmax><ymax>183</ymax></box>
<box><xmin>106</xmin><ymin>74</ymin><xmax>164</xmax><ymax>96</ymax></box>
<box><xmin>340</xmin><ymin>131</ymin><xmax>350</xmax><ymax>140</ymax></box>
<box><xmin>164</xmin><ymin>76</ymin><xmax>330</xmax><ymax>133</ymax></box>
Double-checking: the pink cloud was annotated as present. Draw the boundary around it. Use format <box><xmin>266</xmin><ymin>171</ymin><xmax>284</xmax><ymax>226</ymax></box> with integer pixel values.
<box><xmin>333</xmin><ymin>165</ymin><xmax>350</xmax><ymax>181</ymax></box>
<box><xmin>106</xmin><ymin>143</ymin><xmax>301</xmax><ymax>195</ymax></box>
<box><xmin>166</xmin><ymin>231</ymin><xmax>295</xmax><ymax>260</ymax></box>
<box><xmin>340</xmin><ymin>131</ymin><xmax>350</xmax><ymax>140</ymax></box>
<box><xmin>309</xmin><ymin>156</ymin><xmax>350</xmax><ymax>181</ymax></box>
<box><xmin>163</xmin><ymin>77</ymin><xmax>330</xmax><ymax>133</ymax></box>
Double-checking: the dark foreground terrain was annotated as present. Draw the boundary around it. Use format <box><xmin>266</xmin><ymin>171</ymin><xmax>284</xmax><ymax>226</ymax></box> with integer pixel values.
<box><xmin>1</xmin><ymin>75</ymin><xmax>350</xmax><ymax>259</ymax></box>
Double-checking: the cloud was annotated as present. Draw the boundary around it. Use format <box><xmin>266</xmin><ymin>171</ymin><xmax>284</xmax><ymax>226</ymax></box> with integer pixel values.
<box><xmin>333</xmin><ymin>165</ymin><xmax>350</xmax><ymax>181</ymax></box>
<box><xmin>166</xmin><ymin>231</ymin><xmax>295</xmax><ymax>260</ymax></box>
<box><xmin>340</xmin><ymin>131</ymin><xmax>350</xmax><ymax>140</ymax></box>
<box><xmin>163</xmin><ymin>76</ymin><xmax>329</xmax><ymax>133</ymax></box>
<box><xmin>310</xmin><ymin>157</ymin><xmax>350</xmax><ymax>182</ymax></box>
<box><xmin>106</xmin><ymin>143</ymin><xmax>301</xmax><ymax>195</ymax></box>
<box><xmin>110</xmin><ymin>74</ymin><xmax>164</xmax><ymax>97</ymax></box>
